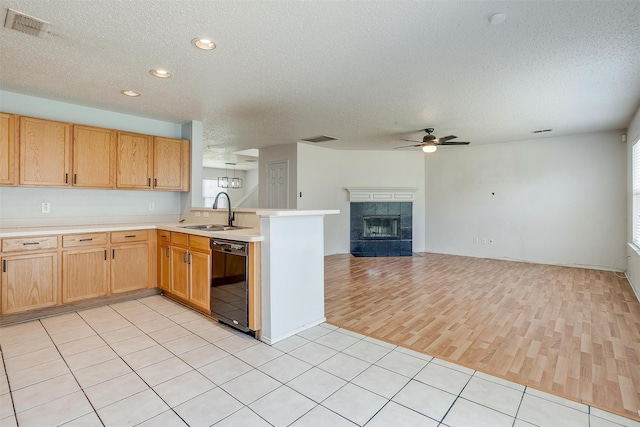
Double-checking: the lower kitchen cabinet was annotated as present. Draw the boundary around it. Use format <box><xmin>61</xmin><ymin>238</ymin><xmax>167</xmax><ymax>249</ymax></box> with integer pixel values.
<box><xmin>111</xmin><ymin>244</ymin><xmax>149</xmax><ymax>294</ymax></box>
<box><xmin>189</xmin><ymin>247</ymin><xmax>211</xmax><ymax>311</ymax></box>
<box><xmin>170</xmin><ymin>246</ymin><xmax>189</xmax><ymax>300</ymax></box>
<box><xmin>166</xmin><ymin>232</ymin><xmax>211</xmax><ymax>313</ymax></box>
<box><xmin>62</xmin><ymin>232</ymin><xmax>109</xmax><ymax>303</ymax></box>
<box><xmin>62</xmin><ymin>248</ymin><xmax>109</xmax><ymax>303</ymax></box>
<box><xmin>157</xmin><ymin>230</ymin><xmax>171</xmax><ymax>292</ymax></box>
<box><xmin>110</xmin><ymin>230</ymin><xmax>151</xmax><ymax>294</ymax></box>
<box><xmin>1</xmin><ymin>252</ymin><xmax>58</xmax><ymax>314</ymax></box>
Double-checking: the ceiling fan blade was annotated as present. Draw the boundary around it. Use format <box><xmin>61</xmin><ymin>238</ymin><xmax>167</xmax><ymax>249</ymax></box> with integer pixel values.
<box><xmin>394</xmin><ymin>144</ymin><xmax>423</xmax><ymax>149</ymax></box>
<box><xmin>435</xmin><ymin>135</ymin><xmax>457</xmax><ymax>143</ymax></box>
<box><xmin>439</xmin><ymin>141</ymin><xmax>470</xmax><ymax>145</ymax></box>
<box><xmin>399</xmin><ymin>138</ymin><xmax>422</xmax><ymax>143</ymax></box>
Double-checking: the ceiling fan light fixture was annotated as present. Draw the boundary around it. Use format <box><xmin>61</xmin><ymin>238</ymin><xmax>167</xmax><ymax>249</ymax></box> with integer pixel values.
<box><xmin>422</xmin><ymin>145</ymin><xmax>437</xmax><ymax>153</ymax></box>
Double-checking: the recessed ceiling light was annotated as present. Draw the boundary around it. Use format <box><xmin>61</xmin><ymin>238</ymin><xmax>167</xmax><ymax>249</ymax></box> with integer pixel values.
<box><xmin>192</xmin><ymin>37</ymin><xmax>216</xmax><ymax>50</ymax></box>
<box><xmin>149</xmin><ymin>68</ymin><xmax>172</xmax><ymax>78</ymax></box>
<box><xmin>120</xmin><ymin>90</ymin><xmax>141</xmax><ymax>97</ymax></box>
<box><xmin>488</xmin><ymin>12</ymin><xmax>507</xmax><ymax>25</ymax></box>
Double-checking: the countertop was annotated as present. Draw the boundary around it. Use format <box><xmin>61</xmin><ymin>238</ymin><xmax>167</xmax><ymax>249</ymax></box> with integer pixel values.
<box><xmin>0</xmin><ymin>222</ymin><xmax>264</xmax><ymax>242</ymax></box>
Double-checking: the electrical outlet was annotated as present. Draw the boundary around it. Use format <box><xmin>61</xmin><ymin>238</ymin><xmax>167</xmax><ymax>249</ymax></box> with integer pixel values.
<box><xmin>203</xmin><ymin>212</ymin><xmax>209</xmax><ymax>217</ymax></box>
<box><xmin>195</xmin><ymin>211</ymin><xmax>201</xmax><ymax>217</ymax></box>
<box><xmin>148</xmin><ymin>202</ymin><xmax>155</xmax><ymax>211</ymax></box>
<box><xmin>473</xmin><ymin>237</ymin><xmax>479</xmax><ymax>244</ymax></box>
<box><xmin>481</xmin><ymin>238</ymin><xmax>488</xmax><ymax>244</ymax></box>
<box><xmin>41</xmin><ymin>202</ymin><xmax>50</xmax><ymax>214</ymax></box>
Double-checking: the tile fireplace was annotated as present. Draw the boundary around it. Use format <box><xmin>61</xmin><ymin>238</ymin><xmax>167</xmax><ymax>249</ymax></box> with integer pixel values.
<box><xmin>350</xmin><ymin>202</ymin><xmax>412</xmax><ymax>257</ymax></box>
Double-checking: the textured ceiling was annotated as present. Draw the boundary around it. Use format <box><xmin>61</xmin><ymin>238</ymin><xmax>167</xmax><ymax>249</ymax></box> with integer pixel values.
<box><xmin>1</xmin><ymin>1</ymin><xmax>639</xmax><ymax>169</ymax></box>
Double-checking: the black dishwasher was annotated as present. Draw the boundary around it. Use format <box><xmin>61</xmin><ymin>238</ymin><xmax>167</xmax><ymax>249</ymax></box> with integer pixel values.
<box><xmin>210</xmin><ymin>239</ymin><xmax>250</xmax><ymax>332</ymax></box>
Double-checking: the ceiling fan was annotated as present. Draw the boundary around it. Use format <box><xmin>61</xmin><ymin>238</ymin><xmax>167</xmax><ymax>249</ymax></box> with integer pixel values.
<box><xmin>395</xmin><ymin>128</ymin><xmax>470</xmax><ymax>153</ymax></box>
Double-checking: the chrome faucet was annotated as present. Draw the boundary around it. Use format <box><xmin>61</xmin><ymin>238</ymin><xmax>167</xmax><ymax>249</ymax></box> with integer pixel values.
<box><xmin>213</xmin><ymin>192</ymin><xmax>235</xmax><ymax>226</ymax></box>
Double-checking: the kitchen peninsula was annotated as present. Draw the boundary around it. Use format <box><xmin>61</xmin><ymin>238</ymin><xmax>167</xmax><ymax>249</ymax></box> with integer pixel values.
<box><xmin>0</xmin><ymin>208</ymin><xmax>338</xmax><ymax>344</ymax></box>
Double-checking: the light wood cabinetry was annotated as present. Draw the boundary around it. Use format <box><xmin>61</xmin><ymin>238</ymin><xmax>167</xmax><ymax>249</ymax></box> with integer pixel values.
<box><xmin>4</xmin><ymin>113</ymin><xmax>190</xmax><ymax>192</ymax></box>
<box><xmin>62</xmin><ymin>233</ymin><xmax>109</xmax><ymax>303</ymax></box>
<box><xmin>166</xmin><ymin>232</ymin><xmax>211</xmax><ymax>313</ymax></box>
<box><xmin>116</xmin><ymin>133</ymin><xmax>190</xmax><ymax>191</ymax></box>
<box><xmin>110</xmin><ymin>230</ymin><xmax>151</xmax><ymax>294</ymax></box>
<box><xmin>73</xmin><ymin>125</ymin><xmax>115</xmax><ymax>188</ymax></box>
<box><xmin>188</xmin><ymin>236</ymin><xmax>212</xmax><ymax>311</ymax></box>
<box><xmin>157</xmin><ymin>230</ymin><xmax>171</xmax><ymax>292</ymax></box>
<box><xmin>154</xmin><ymin>137</ymin><xmax>190</xmax><ymax>191</ymax></box>
<box><xmin>0</xmin><ymin>113</ymin><xmax>17</xmax><ymax>186</ymax></box>
<box><xmin>19</xmin><ymin>116</ymin><xmax>72</xmax><ymax>186</ymax></box>
<box><xmin>1</xmin><ymin>236</ymin><xmax>59</xmax><ymax>315</ymax></box>
<box><xmin>116</xmin><ymin>131</ymin><xmax>153</xmax><ymax>189</ymax></box>
<box><xmin>169</xmin><ymin>232</ymin><xmax>189</xmax><ymax>300</ymax></box>
<box><xmin>0</xmin><ymin>228</ymin><xmax>159</xmax><ymax>316</ymax></box>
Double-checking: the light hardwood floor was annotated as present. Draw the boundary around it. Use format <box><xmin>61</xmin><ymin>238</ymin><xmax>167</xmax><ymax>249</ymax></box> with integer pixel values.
<box><xmin>324</xmin><ymin>253</ymin><xmax>640</xmax><ymax>421</ymax></box>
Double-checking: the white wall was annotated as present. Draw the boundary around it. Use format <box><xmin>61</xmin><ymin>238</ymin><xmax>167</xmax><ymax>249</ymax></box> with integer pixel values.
<box><xmin>297</xmin><ymin>143</ymin><xmax>427</xmax><ymax>255</ymax></box>
<box><xmin>0</xmin><ymin>91</ymin><xmax>187</xmax><ymax>225</ymax></box>
<box><xmin>626</xmin><ymin>105</ymin><xmax>640</xmax><ymax>297</ymax></box>
<box><xmin>425</xmin><ymin>131</ymin><xmax>627</xmax><ymax>270</ymax></box>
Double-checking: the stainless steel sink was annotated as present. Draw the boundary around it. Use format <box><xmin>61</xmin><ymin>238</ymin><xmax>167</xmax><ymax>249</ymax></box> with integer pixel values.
<box><xmin>179</xmin><ymin>224</ymin><xmax>249</xmax><ymax>231</ymax></box>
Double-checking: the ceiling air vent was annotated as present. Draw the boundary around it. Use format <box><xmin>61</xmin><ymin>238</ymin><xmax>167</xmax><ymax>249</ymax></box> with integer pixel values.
<box><xmin>4</xmin><ymin>8</ymin><xmax>50</xmax><ymax>38</ymax></box>
<box><xmin>301</xmin><ymin>135</ymin><xmax>338</xmax><ymax>143</ymax></box>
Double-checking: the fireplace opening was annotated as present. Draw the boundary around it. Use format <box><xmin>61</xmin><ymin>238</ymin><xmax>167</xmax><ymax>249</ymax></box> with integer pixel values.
<box><xmin>363</xmin><ymin>216</ymin><xmax>400</xmax><ymax>239</ymax></box>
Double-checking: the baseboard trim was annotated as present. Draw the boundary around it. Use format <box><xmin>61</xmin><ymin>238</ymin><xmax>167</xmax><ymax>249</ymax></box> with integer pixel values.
<box><xmin>0</xmin><ymin>288</ymin><xmax>161</xmax><ymax>327</ymax></box>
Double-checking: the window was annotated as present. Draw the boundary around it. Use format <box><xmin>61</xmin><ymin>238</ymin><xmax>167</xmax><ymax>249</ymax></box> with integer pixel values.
<box><xmin>633</xmin><ymin>142</ymin><xmax>640</xmax><ymax>246</ymax></box>
<box><xmin>202</xmin><ymin>179</ymin><xmax>228</xmax><ymax>208</ymax></box>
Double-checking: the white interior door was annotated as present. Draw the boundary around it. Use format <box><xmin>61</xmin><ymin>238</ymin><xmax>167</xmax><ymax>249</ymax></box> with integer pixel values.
<box><xmin>266</xmin><ymin>161</ymin><xmax>289</xmax><ymax>209</ymax></box>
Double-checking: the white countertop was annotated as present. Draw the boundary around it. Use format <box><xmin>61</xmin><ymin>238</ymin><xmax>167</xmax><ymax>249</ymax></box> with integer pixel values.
<box><xmin>0</xmin><ymin>222</ymin><xmax>264</xmax><ymax>242</ymax></box>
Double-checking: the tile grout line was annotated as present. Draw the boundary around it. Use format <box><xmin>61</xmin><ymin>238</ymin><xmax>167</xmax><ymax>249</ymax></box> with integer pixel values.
<box><xmin>37</xmin><ymin>315</ymin><xmax>106</xmax><ymax>426</ymax></box>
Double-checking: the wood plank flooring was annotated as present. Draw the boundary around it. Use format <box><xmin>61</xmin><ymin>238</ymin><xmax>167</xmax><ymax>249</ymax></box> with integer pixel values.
<box><xmin>324</xmin><ymin>253</ymin><xmax>640</xmax><ymax>421</ymax></box>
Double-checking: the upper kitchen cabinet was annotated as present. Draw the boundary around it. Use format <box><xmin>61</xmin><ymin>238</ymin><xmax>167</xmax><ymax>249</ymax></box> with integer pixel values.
<box><xmin>154</xmin><ymin>137</ymin><xmax>190</xmax><ymax>191</ymax></box>
<box><xmin>73</xmin><ymin>125</ymin><xmax>116</xmax><ymax>188</ymax></box>
<box><xmin>19</xmin><ymin>116</ymin><xmax>72</xmax><ymax>186</ymax></box>
<box><xmin>116</xmin><ymin>132</ymin><xmax>190</xmax><ymax>191</ymax></box>
<box><xmin>116</xmin><ymin>131</ymin><xmax>153</xmax><ymax>189</ymax></box>
<box><xmin>0</xmin><ymin>113</ymin><xmax>17</xmax><ymax>186</ymax></box>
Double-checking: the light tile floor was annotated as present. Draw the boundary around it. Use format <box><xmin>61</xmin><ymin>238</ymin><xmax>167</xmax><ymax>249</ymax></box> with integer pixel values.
<box><xmin>1</xmin><ymin>295</ymin><xmax>639</xmax><ymax>427</ymax></box>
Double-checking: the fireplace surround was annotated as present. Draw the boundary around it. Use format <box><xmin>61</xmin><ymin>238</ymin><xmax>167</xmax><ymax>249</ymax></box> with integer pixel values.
<box><xmin>350</xmin><ymin>202</ymin><xmax>412</xmax><ymax>257</ymax></box>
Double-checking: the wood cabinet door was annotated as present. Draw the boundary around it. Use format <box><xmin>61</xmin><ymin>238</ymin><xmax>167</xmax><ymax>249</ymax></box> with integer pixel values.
<box><xmin>158</xmin><ymin>243</ymin><xmax>171</xmax><ymax>292</ymax></box>
<box><xmin>63</xmin><ymin>248</ymin><xmax>109</xmax><ymax>303</ymax></box>
<box><xmin>110</xmin><ymin>244</ymin><xmax>149</xmax><ymax>293</ymax></box>
<box><xmin>189</xmin><ymin>249</ymin><xmax>211</xmax><ymax>311</ymax></box>
<box><xmin>73</xmin><ymin>125</ymin><xmax>115</xmax><ymax>188</ymax></box>
<box><xmin>1</xmin><ymin>253</ymin><xmax>57</xmax><ymax>314</ymax></box>
<box><xmin>0</xmin><ymin>113</ymin><xmax>17</xmax><ymax>185</ymax></box>
<box><xmin>154</xmin><ymin>137</ymin><xmax>186</xmax><ymax>190</ymax></box>
<box><xmin>20</xmin><ymin>116</ymin><xmax>71</xmax><ymax>186</ymax></box>
<box><xmin>170</xmin><ymin>247</ymin><xmax>189</xmax><ymax>300</ymax></box>
<box><xmin>116</xmin><ymin>131</ymin><xmax>153</xmax><ymax>189</ymax></box>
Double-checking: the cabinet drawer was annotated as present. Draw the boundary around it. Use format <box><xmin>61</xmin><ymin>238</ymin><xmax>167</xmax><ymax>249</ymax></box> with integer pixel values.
<box><xmin>158</xmin><ymin>230</ymin><xmax>171</xmax><ymax>244</ymax></box>
<box><xmin>111</xmin><ymin>230</ymin><xmax>148</xmax><ymax>244</ymax></box>
<box><xmin>189</xmin><ymin>235</ymin><xmax>211</xmax><ymax>252</ymax></box>
<box><xmin>2</xmin><ymin>236</ymin><xmax>58</xmax><ymax>252</ymax></box>
<box><xmin>63</xmin><ymin>233</ymin><xmax>108</xmax><ymax>248</ymax></box>
<box><xmin>171</xmin><ymin>232</ymin><xmax>189</xmax><ymax>247</ymax></box>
